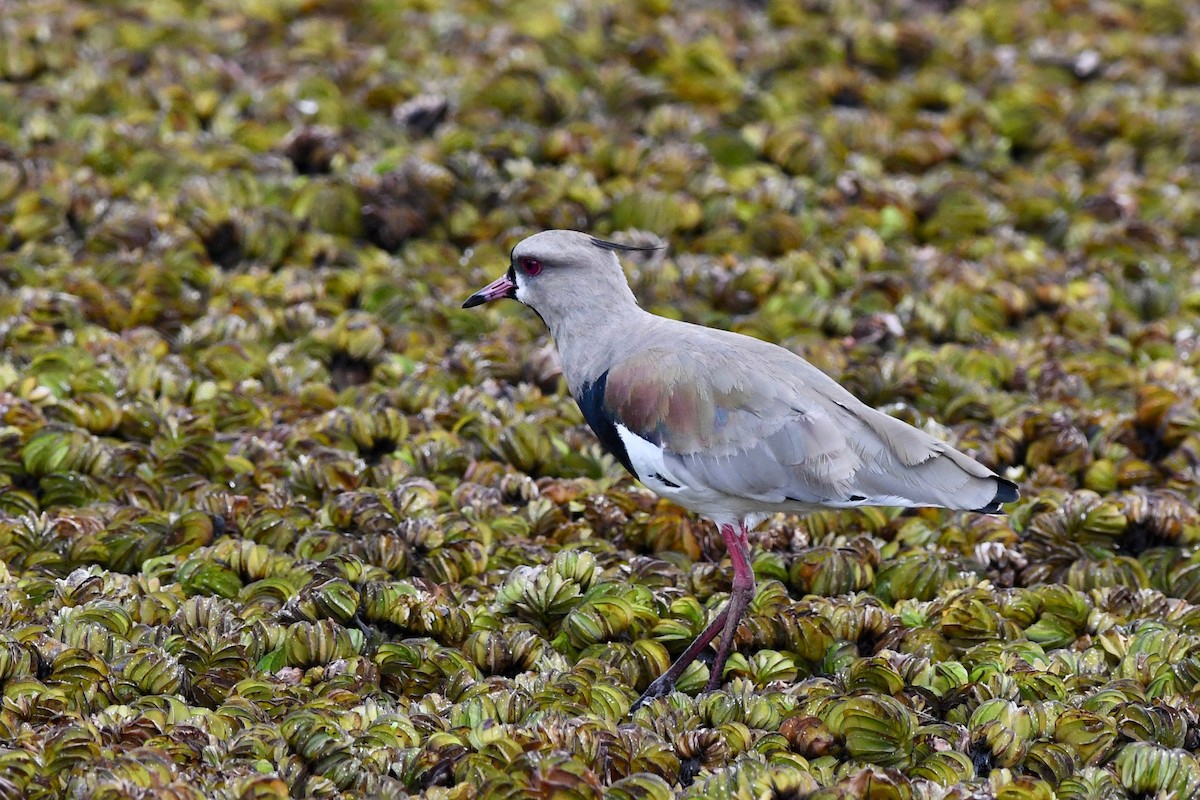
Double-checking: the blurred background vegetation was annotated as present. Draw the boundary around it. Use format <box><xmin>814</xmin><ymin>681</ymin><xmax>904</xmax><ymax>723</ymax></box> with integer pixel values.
<box><xmin>1</xmin><ymin>0</ymin><xmax>1200</xmax><ymax>797</ymax></box>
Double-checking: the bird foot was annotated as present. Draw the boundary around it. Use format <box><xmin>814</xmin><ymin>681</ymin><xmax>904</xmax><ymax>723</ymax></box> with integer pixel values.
<box><xmin>631</xmin><ymin>671</ymin><xmax>728</xmax><ymax>715</ymax></box>
<box><xmin>630</xmin><ymin>675</ymin><xmax>676</xmax><ymax>713</ymax></box>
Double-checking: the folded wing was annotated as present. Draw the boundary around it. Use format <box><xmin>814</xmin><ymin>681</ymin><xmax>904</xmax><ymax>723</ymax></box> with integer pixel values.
<box><xmin>595</xmin><ymin>339</ymin><xmax>1015</xmax><ymax>513</ymax></box>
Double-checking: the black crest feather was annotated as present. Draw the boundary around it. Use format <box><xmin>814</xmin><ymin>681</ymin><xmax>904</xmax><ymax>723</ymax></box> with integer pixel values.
<box><xmin>590</xmin><ymin>236</ymin><xmax>665</xmax><ymax>253</ymax></box>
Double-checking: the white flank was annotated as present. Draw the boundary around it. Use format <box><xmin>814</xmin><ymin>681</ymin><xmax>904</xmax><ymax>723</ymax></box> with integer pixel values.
<box><xmin>614</xmin><ymin>423</ymin><xmax>686</xmax><ymax>495</ymax></box>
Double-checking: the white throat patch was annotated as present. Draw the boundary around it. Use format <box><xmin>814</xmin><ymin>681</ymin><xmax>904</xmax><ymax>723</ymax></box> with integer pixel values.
<box><xmin>514</xmin><ymin>271</ymin><xmax>531</xmax><ymax>305</ymax></box>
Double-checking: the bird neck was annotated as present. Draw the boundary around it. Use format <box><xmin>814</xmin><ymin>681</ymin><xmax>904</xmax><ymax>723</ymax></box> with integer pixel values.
<box><xmin>543</xmin><ymin>290</ymin><xmax>647</xmax><ymax>389</ymax></box>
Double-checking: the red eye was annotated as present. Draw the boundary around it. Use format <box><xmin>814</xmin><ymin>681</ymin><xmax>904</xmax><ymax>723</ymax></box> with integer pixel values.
<box><xmin>519</xmin><ymin>257</ymin><xmax>543</xmax><ymax>276</ymax></box>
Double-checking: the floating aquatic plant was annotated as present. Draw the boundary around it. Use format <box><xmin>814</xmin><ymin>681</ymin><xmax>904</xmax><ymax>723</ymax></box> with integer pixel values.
<box><xmin>1</xmin><ymin>0</ymin><xmax>1199</xmax><ymax>795</ymax></box>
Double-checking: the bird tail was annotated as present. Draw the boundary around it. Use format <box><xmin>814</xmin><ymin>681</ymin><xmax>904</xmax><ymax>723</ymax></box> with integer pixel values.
<box><xmin>850</xmin><ymin>457</ymin><xmax>1019</xmax><ymax>514</ymax></box>
<box><xmin>972</xmin><ymin>477</ymin><xmax>1020</xmax><ymax>514</ymax></box>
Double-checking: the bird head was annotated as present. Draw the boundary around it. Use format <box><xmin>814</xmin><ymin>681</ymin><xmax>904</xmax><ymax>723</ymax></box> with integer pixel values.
<box><xmin>462</xmin><ymin>230</ymin><xmax>661</xmax><ymax>321</ymax></box>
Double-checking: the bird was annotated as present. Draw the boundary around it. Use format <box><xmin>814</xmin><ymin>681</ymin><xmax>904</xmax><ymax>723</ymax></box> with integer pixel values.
<box><xmin>463</xmin><ymin>229</ymin><xmax>1019</xmax><ymax>711</ymax></box>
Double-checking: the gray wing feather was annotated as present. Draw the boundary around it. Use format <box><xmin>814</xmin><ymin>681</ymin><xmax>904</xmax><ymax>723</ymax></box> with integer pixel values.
<box><xmin>629</xmin><ymin>323</ymin><xmax>1003</xmax><ymax>511</ymax></box>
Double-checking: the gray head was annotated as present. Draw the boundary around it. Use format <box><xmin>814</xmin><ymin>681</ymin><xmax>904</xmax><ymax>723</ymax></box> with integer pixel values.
<box><xmin>463</xmin><ymin>230</ymin><xmax>661</xmax><ymax>332</ymax></box>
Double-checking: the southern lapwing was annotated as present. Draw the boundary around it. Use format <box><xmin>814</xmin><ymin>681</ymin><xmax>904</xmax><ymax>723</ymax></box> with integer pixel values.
<box><xmin>463</xmin><ymin>230</ymin><xmax>1019</xmax><ymax>711</ymax></box>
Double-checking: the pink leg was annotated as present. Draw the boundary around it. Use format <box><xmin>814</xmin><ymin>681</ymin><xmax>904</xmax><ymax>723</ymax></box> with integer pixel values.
<box><xmin>630</xmin><ymin>521</ymin><xmax>755</xmax><ymax>712</ymax></box>
<box><xmin>707</xmin><ymin>522</ymin><xmax>754</xmax><ymax>690</ymax></box>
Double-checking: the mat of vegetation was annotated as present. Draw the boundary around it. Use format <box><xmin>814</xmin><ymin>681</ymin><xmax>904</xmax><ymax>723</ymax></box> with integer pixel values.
<box><xmin>2</xmin><ymin>0</ymin><xmax>1200</xmax><ymax>797</ymax></box>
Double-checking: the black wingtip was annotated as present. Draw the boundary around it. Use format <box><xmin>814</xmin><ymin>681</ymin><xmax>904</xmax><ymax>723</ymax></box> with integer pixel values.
<box><xmin>973</xmin><ymin>477</ymin><xmax>1020</xmax><ymax>514</ymax></box>
<box><xmin>589</xmin><ymin>236</ymin><xmax>666</xmax><ymax>253</ymax></box>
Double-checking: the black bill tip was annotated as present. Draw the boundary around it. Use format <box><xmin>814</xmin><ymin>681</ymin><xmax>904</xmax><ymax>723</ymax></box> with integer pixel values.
<box><xmin>462</xmin><ymin>271</ymin><xmax>517</xmax><ymax>309</ymax></box>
